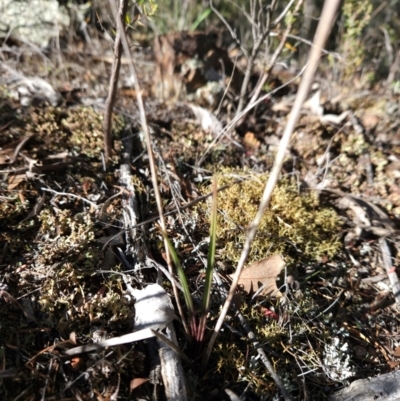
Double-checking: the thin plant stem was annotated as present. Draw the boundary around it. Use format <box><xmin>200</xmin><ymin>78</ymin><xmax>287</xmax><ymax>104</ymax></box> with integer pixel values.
<box><xmin>198</xmin><ymin>68</ymin><xmax>306</xmax><ymax>167</ymax></box>
<box><xmin>235</xmin><ymin>0</ymin><xmax>278</xmax><ymax>118</ymax></box>
<box><xmin>197</xmin><ymin>181</ymin><xmax>217</xmax><ymax>343</ymax></box>
<box><xmin>107</xmin><ymin>0</ymin><xmax>189</xmax><ymax>335</ymax></box>
<box><xmin>103</xmin><ymin>0</ymin><xmax>128</xmax><ymax>165</ymax></box>
<box><xmin>249</xmin><ymin>0</ymin><xmax>303</xmax><ymax>107</ymax></box>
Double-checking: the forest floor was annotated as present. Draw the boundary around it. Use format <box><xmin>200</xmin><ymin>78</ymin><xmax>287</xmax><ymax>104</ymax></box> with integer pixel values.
<box><xmin>1</xmin><ymin>27</ymin><xmax>400</xmax><ymax>401</ymax></box>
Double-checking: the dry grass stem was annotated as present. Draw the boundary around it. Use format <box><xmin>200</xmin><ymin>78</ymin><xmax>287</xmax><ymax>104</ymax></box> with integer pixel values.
<box><xmin>107</xmin><ymin>0</ymin><xmax>188</xmax><ymax>333</ymax></box>
<box><xmin>197</xmin><ymin>69</ymin><xmax>306</xmax><ymax>166</ymax></box>
<box><xmin>249</xmin><ymin>0</ymin><xmax>304</xmax><ymax>107</ymax></box>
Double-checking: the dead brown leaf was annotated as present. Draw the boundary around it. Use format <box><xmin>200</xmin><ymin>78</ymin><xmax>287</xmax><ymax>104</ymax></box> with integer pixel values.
<box><xmin>130</xmin><ymin>377</ymin><xmax>149</xmax><ymax>393</ymax></box>
<box><xmin>230</xmin><ymin>254</ymin><xmax>286</xmax><ymax>297</ymax></box>
<box><xmin>243</xmin><ymin>132</ymin><xmax>261</xmax><ymax>150</ymax></box>
<box><xmin>392</xmin><ymin>346</ymin><xmax>400</xmax><ymax>357</ymax></box>
<box><xmin>70</xmin><ymin>357</ymin><xmax>84</xmax><ymax>371</ymax></box>
<box><xmin>7</xmin><ymin>173</ymin><xmax>26</xmax><ymax>190</ymax></box>
<box><xmin>387</xmin><ymin>361</ymin><xmax>400</xmax><ymax>369</ymax></box>
<box><xmin>362</xmin><ymin>112</ymin><xmax>379</xmax><ymax>130</ymax></box>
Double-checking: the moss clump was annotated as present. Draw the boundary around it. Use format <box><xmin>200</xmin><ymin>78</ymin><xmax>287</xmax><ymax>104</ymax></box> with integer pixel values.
<box><xmin>61</xmin><ymin>107</ymin><xmax>105</xmax><ymax>157</ymax></box>
<box><xmin>37</xmin><ymin>208</ymin><xmax>99</xmax><ymax>266</ymax></box>
<box><xmin>36</xmin><ymin>208</ymin><xmax>132</xmax><ymax>328</ymax></box>
<box><xmin>200</xmin><ymin>169</ymin><xmax>342</xmax><ymax>266</ymax></box>
<box><xmin>0</xmin><ymin>196</ymin><xmax>29</xmax><ymax>223</ymax></box>
<box><xmin>26</xmin><ymin>105</ymin><xmax>124</xmax><ymax>159</ymax></box>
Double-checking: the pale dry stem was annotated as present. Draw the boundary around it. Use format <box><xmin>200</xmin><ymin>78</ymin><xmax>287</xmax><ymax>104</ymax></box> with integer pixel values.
<box><xmin>107</xmin><ymin>0</ymin><xmax>188</xmax><ymax>334</ymax></box>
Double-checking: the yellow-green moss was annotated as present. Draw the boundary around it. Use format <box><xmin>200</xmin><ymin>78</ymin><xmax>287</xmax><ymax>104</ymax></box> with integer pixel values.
<box><xmin>339</xmin><ymin>132</ymin><xmax>369</xmax><ymax>156</ymax></box>
<box><xmin>0</xmin><ymin>196</ymin><xmax>29</xmax><ymax>222</ymax></box>
<box><xmin>38</xmin><ymin>209</ymin><xmax>97</xmax><ymax>264</ymax></box>
<box><xmin>36</xmin><ymin>208</ymin><xmax>131</xmax><ymax>326</ymax></box>
<box><xmin>200</xmin><ymin>168</ymin><xmax>342</xmax><ymax>266</ymax></box>
<box><xmin>27</xmin><ymin>106</ymin><xmax>124</xmax><ymax>159</ymax></box>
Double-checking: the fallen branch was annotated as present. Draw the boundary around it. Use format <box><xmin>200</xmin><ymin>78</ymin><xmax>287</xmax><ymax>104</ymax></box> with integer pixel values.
<box><xmin>329</xmin><ymin>370</ymin><xmax>400</xmax><ymax>401</ymax></box>
<box><xmin>40</xmin><ymin>187</ymin><xmax>99</xmax><ymax>209</ymax></box>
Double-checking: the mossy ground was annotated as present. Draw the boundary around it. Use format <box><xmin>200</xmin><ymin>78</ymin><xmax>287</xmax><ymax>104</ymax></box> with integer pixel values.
<box><xmin>1</xmin><ymin>28</ymin><xmax>400</xmax><ymax>401</ymax></box>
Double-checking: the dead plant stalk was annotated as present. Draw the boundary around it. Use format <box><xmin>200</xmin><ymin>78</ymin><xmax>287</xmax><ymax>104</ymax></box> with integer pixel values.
<box><xmin>235</xmin><ymin>0</ymin><xmax>278</xmax><ymax>119</ymax></box>
<box><xmin>106</xmin><ymin>0</ymin><xmax>188</xmax><ymax>334</ymax></box>
<box><xmin>249</xmin><ymin>0</ymin><xmax>304</xmax><ymax>108</ymax></box>
<box><xmin>103</xmin><ymin>0</ymin><xmax>128</xmax><ymax>164</ymax></box>
<box><xmin>203</xmin><ymin>0</ymin><xmax>343</xmax><ymax>387</ymax></box>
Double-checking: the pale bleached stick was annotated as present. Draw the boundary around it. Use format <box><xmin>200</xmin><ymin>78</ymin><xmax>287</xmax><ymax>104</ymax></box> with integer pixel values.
<box><xmin>380</xmin><ymin>238</ymin><xmax>400</xmax><ymax>305</ymax></box>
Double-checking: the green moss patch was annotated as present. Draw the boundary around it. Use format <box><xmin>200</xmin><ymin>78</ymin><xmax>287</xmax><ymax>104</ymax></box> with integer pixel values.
<box><xmin>199</xmin><ymin>169</ymin><xmax>342</xmax><ymax>267</ymax></box>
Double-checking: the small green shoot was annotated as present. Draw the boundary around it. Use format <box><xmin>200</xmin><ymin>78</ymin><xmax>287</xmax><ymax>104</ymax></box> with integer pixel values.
<box><xmin>163</xmin><ymin>234</ymin><xmax>197</xmax><ymax>337</ymax></box>
<box><xmin>190</xmin><ymin>8</ymin><xmax>211</xmax><ymax>31</ymax></box>
<box><xmin>197</xmin><ymin>180</ymin><xmax>217</xmax><ymax>343</ymax></box>
<box><xmin>162</xmin><ymin>180</ymin><xmax>218</xmax><ymax>347</ymax></box>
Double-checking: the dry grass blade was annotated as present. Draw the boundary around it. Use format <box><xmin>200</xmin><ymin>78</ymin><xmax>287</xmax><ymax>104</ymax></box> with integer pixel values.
<box><xmin>196</xmin><ymin>180</ymin><xmax>218</xmax><ymax>343</ymax></box>
<box><xmin>0</xmin><ymin>136</ymin><xmax>31</xmax><ymax>164</ymax></box>
<box><xmin>380</xmin><ymin>238</ymin><xmax>400</xmax><ymax>305</ymax></box>
<box><xmin>151</xmin><ymin>329</ymin><xmax>191</xmax><ymax>364</ymax></box>
<box><xmin>64</xmin><ymin>328</ymin><xmax>155</xmax><ymax>356</ymax></box>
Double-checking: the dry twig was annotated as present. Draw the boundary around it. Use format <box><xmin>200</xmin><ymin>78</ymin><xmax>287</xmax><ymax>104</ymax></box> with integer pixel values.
<box><xmin>103</xmin><ymin>0</ymin><xmax>129</xmax><ymax>164</ymax></box>
<box><xmin>380</xmin><ymin>238</ymin><xmax>400</xmax><ymax>305</ymax></box>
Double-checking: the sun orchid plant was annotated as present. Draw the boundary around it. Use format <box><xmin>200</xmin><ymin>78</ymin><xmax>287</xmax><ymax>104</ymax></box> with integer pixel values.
<box><xmin>162</xmin><ymin>181</ymin><xmax>217</xmax><ymax>345</ymax></box>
